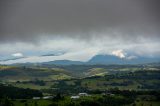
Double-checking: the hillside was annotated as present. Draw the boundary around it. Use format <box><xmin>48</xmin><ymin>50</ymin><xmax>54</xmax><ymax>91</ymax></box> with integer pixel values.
<box><xmin>0</xmin><ymin>66</ymin><xmax>73</xmax><ymax>82</ymax></box>
<box><xmin>1</xmin><ymin>63</ymin><xmax>160</xmax><ymax>82</ymax></box>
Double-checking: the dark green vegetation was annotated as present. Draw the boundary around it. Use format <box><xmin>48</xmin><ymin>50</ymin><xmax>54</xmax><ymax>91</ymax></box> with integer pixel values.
<box><xmin>0</xmin><ymin>84</ymin><xmax>42</xmax><ymax>99</ymax></box>
<box><xmin>0</xmin><ymin>63</ymin><xmax>160</xmax><ymax>106</ymax></box>
<box><xmin>0</xmin><ymin>89</ymin><xmax>160</xmax><ymax>106</ymax></box>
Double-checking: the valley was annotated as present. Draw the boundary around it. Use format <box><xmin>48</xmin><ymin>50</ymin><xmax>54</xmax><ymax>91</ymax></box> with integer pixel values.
<box><xmin>0</xmin><ymin>63</ymin><xmax>160</xmax><ymax>106</ymax></box>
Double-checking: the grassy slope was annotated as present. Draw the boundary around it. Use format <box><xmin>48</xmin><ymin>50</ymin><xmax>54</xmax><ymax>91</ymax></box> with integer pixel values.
<box><xmin>135</xmin><ymin>101</ymin><xmax>160</xmax><ymax>106</ymax></box>
<box><xmin>0</xmin><ymin>67</ymin><xmax>73</xmax><ymax>82</ymax></box>
<box><xmin>84</xmin><ymin>68</ymin><xmax>108</xmax><ymax>77</ymax></box>
<box><xmin>13</xmin><ymin>100</ymin><xmax>52</xmax><ymax>106</ymax></box>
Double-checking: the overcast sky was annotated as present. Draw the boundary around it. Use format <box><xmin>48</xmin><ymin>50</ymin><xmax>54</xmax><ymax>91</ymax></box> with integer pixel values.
<box><xmin>0</xmin><ymin>0</ymin><xmax>160</xmax><ymax>64</ymax></box>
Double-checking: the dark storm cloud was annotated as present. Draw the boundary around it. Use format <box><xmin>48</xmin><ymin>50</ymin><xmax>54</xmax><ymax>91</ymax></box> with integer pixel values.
<box><xmin>0</xmin><ymin>0</ymin><xmax>160</xmax><ymax>43</ymax></box>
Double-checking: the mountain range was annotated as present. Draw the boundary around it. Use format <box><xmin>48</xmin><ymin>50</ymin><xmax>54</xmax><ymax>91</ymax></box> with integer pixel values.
<box><xmin>42</xmin><ymin>55</ymin><xmax>160</xmax><ymax>65</ymax></box>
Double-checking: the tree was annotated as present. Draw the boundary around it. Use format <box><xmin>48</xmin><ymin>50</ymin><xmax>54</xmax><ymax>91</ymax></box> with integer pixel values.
<box><xmin>3</xmin><ymin>98</ymin><xmax>14</xmax><ymax>106</ymax></box>
<box><xmin>34</xmin><ymin>101</ymin><xmax>38</xmax><ymax>106</ymax></box>
<box><xmin>24</xmin><ymin>102</ymin><xmax>28</xmax><ymax>106</ymax></box>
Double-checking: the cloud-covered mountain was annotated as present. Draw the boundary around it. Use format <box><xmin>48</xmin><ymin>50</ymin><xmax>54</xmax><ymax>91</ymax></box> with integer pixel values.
<box><xmin>88</xmin><ymin>55</ymin><xmax>160</xmax><ymax>65</ymax></box>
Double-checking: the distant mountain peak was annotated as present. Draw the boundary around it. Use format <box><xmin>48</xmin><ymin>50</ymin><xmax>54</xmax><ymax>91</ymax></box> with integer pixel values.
<box><xmin>88</xmin><ymin>54</ymin><xmax>160</xmax><ymax>65</ymax></box>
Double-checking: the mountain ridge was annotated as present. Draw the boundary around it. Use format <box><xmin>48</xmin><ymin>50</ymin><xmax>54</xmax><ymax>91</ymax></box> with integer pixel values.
<box><xmin>41</xmin><ymin>55</ymin><xmax>160</xmax><ymax>65</ymax></box>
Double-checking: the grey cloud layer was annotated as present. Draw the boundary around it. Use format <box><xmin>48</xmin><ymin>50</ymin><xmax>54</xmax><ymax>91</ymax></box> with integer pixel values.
<box><xmin>0</xmin><ymin>0</ymin><xmax>160</xmax><ymax>43</ymax></box>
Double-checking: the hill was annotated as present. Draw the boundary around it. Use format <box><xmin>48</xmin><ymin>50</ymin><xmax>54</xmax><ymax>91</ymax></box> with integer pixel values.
<box><xmin>43</xmin><ymin>60</ymin><xmax>84</xmax><ymax>65</ymax></box>
<box><xmin>0</xmin><ymin>66</ymin><xmax>73</xmax><ymax>82</ymax></box>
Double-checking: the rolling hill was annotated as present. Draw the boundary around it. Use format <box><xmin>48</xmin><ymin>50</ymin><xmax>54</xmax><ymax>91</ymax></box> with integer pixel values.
<box><xmin>0</xmin><ymin>66</ymin><xmax>73</xmax><ymax>82</ymax></box>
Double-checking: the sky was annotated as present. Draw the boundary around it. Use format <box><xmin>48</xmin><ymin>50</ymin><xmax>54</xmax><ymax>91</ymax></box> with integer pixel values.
<box><xmin>0</xmin><ymin>0</ymin><xmax>160</xmax><ymax>64</ymax></box>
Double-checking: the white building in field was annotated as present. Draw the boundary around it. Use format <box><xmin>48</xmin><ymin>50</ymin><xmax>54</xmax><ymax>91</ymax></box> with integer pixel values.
<box><xmin>78</xmin><ymin>93</ymin><xmax>88</xmax><ymax>96</ymax></box>
<box><xmin>42</xmin><ymin>96</ymin><xmax>53</xmax><ymax>99</ymax></box>
<box><xmin>71</xmin><ymin>96</ymin><xmax>80</xmax><ymax>99</ymax></box>
<box><xmin>33</xmin><ymin>97</ymin><xmax>40</xmax><ymax>100</ymax></box>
